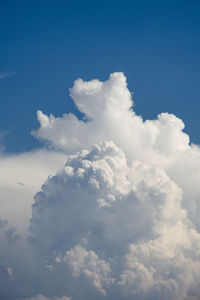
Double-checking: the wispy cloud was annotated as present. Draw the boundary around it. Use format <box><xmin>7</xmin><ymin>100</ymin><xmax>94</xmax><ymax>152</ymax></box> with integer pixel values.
<box><xmin>0</xmin><ymin>70</ymin><xmax>18</xmax><ymax>80</ymax></box>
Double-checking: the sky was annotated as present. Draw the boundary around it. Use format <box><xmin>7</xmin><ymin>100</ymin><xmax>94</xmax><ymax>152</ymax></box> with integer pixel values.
<box><xmin>0</xmin><ymin>0</ymin><xmax>200</xmax><ymax>152</ymax></box>
<box><xmin>1</xmin><ymin>1</ymin><xmax>200</xmax><ymax>300</ymax></box>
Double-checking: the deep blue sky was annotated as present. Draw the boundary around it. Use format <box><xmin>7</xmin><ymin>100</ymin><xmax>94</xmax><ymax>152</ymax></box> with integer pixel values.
<box><xmin>0</xmin><ymin>0</ymin><xmax>200</xmax><ymax>152</ymax></box>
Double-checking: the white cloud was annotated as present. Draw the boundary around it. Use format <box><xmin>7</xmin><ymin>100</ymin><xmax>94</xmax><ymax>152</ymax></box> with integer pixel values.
<box><xmin>1</xmin><ymin>72</ymin><xmax>200</xmax><ymax>300</ymax></box>
<box><xmin>32</xmin><ymin>74</ymin><xmax>199</xmax><ymax>225</ymax></box>
<box><xmin>63</xmin><ymin>245</ymin><xmax>113</xmax><ymax>295</ymax></box>
<box><xmin>29</xmin><ymin>141</ymin><xmax>200</xmax><ymax>299</ymax></box>
<box><xmin>32</xmin><ymin>73</ymin><xmax>189</xmax><ymax>163</ymax></box>
<box><xmin>0</xmin><ymin>149</ymin><xmax>65</xmax><ymax>234</ymax></box>
<box><xmin>32</xmin><ymin>73</ymin><xmax>200</xmax><ymax>231</ymax></box>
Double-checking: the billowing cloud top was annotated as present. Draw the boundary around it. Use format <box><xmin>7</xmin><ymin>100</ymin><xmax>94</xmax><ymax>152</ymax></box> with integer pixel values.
<box><xmin>32</xmin><ymin>72</ymin><xmax>189</xmax><ymax>161</ymax></box>
<box><xmin>1</xmin><ymin>73</ymin><xmax>200</xmax><ymax>300</ymax></box>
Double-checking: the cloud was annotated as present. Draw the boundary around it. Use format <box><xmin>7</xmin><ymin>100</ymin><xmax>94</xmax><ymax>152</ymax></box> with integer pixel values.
<box><xmin>1</xmin><ymin>72</ymin><xmax>200</xmax><ymax>300</ymax></box>
<box><xmin>63</xmin><ymin>245</ymin><xmax>113</xmax><ymax>295</ymax></box>
<box><xmin>32</xmin><ymin>72</ymin><xmax>189</xmax><ymax>162</ymax></box>
<box><xmin>0</xmin><ymin>149</ymin><xmax>66</xmax><ymax>234</ymax></box>
<box><xmin>28</xmin><ymin>141</ymin><xmax>200</xmax><ymax>300</ymax></box>
<box><xmin>32</xmin><ymin>72</ymin><xmax>200</xmax><ymax>234</ymax></box>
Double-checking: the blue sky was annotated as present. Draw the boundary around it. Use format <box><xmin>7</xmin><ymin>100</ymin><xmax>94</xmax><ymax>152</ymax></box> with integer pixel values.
<box><xmin>1</xmin><ymin>0</ymin><xmax>200</xmax><ymax>152</ymax></box>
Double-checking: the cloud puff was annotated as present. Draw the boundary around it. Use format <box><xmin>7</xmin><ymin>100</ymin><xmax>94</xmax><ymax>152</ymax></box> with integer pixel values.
<box><xmin>63</xmin><ymin>245</ymin><xmax>113</xmax><ymax>295</ymax></box>
<box><xmin>32</xmin><ymin>72</ymin><xmax>189</xmax><ymax>162</ymax></box>
<box><xmin>32</xmin><ymin>73</ymin><xmax>200</xmax><ymax>231</ymax></box>
<box><xmin>33</xmin><ymin>73</ymin><xmax>200</xmax><ymax>227</ymax></box>
<box><xmin>1</xmin><ymin>72</ymin><xmax>200</xmax><ymax>300</ymax></box>
<box><xmin>29</xmin><ymin>141</ymin><xmax>200</xmax><ymax>299</ymax></box>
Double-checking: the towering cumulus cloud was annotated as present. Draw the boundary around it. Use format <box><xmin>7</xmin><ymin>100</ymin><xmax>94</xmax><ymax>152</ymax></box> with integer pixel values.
<box><xmin>1</xmin><ymin>73</ymin><xmax>200</xmax><ymax>300</ymax></box>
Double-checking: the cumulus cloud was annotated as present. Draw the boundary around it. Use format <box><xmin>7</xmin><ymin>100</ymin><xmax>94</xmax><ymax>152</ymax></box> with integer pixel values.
<box><xmin>32</xmin><ymin>73</ymin><xmax>200</xmax><ymax>230</ymax></box>
<box><xmin>63</xmin><ymin>245</ymin><xmax>113</xmax><ymax>295</ymax></box>
<box><xmin>29</xmin><ymin>141</ymin><xmax>200</xmax><ymax>300</ymax></box>
<box><xmin>1</xmin><ymin>72</ymin><xmax>200</xmax><ymax>300</ymax></box>
<box><xmin>32</xmin><ymin>73</ymin><xmax>189</xmax><ymax>162</ymax></box>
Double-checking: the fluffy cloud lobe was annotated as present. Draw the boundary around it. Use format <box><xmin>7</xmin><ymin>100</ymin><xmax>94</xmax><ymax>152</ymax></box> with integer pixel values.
<box><xmin>1</xmin><ymin>73</ymin><xmax>200</xmax><ymax>300</ymax></box>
